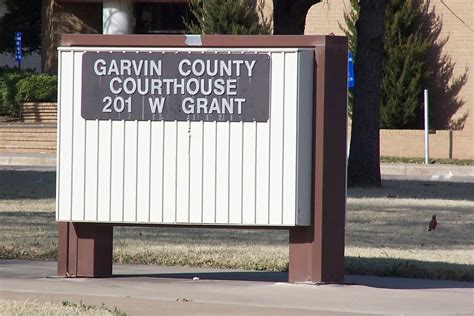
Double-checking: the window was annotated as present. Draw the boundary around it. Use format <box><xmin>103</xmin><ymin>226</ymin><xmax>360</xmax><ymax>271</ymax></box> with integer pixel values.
<box><xmin>135</xmin><ymin>2</ymin><xmax>192</xmax><ymax>34</ymax></box>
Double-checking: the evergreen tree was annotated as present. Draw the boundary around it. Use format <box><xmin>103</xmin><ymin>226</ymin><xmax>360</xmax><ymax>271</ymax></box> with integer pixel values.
<box><xmin>342</xmin><ymin>0</ymin><xmax>431</xmax><ymax>129</ymax></box>
<box><xmin>381</xmin><ymin>0</ymin><xmax>431</xmax><ymax>128</ymax></box>
<box><xmin>186</xmin><ymin>0</ymin><xmax>271</xmax><ymax>35</ymax></box>
<box><xmin>339</xmin><ymin>0</ymin><xmax>359</xmax><ymax>59</ymax></box>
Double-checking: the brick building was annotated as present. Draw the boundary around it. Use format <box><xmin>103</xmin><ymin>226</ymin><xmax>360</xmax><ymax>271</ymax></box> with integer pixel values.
<box><xmin>306</xmin><ymin>1</ymin><xmax>473</xmax><ymax>160</ymax></box>
<box><xmin>40</xmin><ymin>0</ymin><xmax>473</xmax><ymax>158</ymax></box>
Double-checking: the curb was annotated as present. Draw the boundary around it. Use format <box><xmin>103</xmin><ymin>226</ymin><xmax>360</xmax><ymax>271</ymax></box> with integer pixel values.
<box><xmin>381</xmin><ymin>163</ymin><xmax>474</xmax><ymax>178</ymax></box>
<box><xmin>0</xmin><ymin>153</ymin><xmax>56</xmax><ymax>167</ymax></box>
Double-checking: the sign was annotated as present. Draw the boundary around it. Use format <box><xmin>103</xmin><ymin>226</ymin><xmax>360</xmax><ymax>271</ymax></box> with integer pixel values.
<box><xmin>14</xmin><ymin>32</ymin><xmax>22</xmax><ymax>62</ymax></box>
<box><xmin>81</xmin><ymin>52</ymin><xmax>271</xmax><ymax>122</ymax></box>
<box><xmin>348</xmin><ymin>51</ymin><xmax>354</xmax><ymax>88</ymax></box>
<box><xmin>57</xmin><ymin>36</ymin><xmax>347</xmax><ymax>284</ymax></box>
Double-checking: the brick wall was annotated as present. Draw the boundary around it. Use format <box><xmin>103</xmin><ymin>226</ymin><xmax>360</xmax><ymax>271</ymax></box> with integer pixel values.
<box><xmin>348</xmin><ymin>123</ymin><xmax>473</xmax><ymax>159</ymax></box>
<box><xmin>422</xmin><ymin>0</ymin><xmax>474</xmax><ymax>132</ymax></box>
<box><xmin>305</xmin><ymin>0</ymin><xmax>473</xmax><ymax>158</ymax></box>
<box><xmin>379</xmin><ymin>129</ymin><xmax>473</xmax><ymax>160</ymax></box>
<box><xmin>305</xmin><ymin>0</ymin><xmax>473</xmax><ymax>132</ymax></box>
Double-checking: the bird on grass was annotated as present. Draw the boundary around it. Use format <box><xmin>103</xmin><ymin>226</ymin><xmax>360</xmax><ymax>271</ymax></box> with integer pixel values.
<box><xmin>428</xmin><ymin>215</ymin><xmax>437</xmax><ymax>231</ymax></box>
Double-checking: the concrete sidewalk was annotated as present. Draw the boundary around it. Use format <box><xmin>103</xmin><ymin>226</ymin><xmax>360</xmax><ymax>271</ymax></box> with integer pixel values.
<box><xmin>0</xmin><ymin>260</ymin><xmax>472</xmax><ymax>315</ymax></box>
<box><xmin>0</xmin><ymin>152</ymin><xmax>55</xmax><ymax>167</ymax></box>
<box><xmin>381</xmin><ymin>163</ymin><xmax>474</xmax><ymax>182</ymax></box>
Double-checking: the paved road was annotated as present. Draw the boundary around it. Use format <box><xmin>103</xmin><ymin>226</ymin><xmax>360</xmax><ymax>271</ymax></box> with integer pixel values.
<box><xmin>0</xmin><ymin>165</ymin><xmax>55</xmax><ymax>172</ymax></box>
<box><xmin>381</xmin><ymin>163</ymin><xmax>474</xmax><ymax>183</ymax></box>
<box><xmin>0</xmin><ymin>260</ymin><xmax>472</xmax><ymax>315</ymax></box>
<box><xmin>382</xmin><ymin>174</ymin><xmax>474</xmax><ymax>183</ymax></box>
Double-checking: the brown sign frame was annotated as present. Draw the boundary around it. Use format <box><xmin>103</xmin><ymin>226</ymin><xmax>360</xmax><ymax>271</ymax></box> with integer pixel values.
<box><xmin>57</xmin><ymin>34</ymin><xmax>347</xmax><ymax>283</ymax></box>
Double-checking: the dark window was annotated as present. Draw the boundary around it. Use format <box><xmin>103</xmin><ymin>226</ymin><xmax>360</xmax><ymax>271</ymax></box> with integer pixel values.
<box><xmin>135</xmin><ymin>2</ymin><xmax>191</xmax><ymax>34</ymax></box>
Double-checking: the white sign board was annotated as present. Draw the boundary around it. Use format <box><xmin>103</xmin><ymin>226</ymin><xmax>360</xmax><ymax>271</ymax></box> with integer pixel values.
<box><xmin>56</xmin><ymin>47</ymin><xmax>314</xmax><ymax>226</ymax></box>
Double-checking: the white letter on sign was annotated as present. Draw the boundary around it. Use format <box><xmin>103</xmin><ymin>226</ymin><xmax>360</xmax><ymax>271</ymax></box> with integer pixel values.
<box><xmin>245</xmin><ymin>60</ymin><xmax>256</xmax><ymax>77</ymax></box>
<box><xmin>149</xmin><ymin>97</ymin><xmax>165</xmax><ymax>114</ymax></box>
<box><xmin>179</xmin><ymin>59</ymin><xmax>191</xmax><ymax>76</ymax></box>
<box><xmin>110</xmin><ymin>77</ymin><xmax>122</xmax><ymax>94</ymax></box>
<box><xmin>182</xmin><ymin>97</ymin><xmax>194</xmax><ymax>114</ymax></box>
<box><xmin>94</xmin><ymin>59</ymin><xmax>107</xmax><ymax>76</ymax></box>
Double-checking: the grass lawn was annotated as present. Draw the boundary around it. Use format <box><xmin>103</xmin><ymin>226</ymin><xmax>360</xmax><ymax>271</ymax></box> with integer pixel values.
<box><xmin>380</xmin><ymin>156</ymin><xmax>474</xmax><ymax>165</ymax></box>
<box><xmin>0</xmin><ymin>299</ymin><xmax>126</xmax><ymax>316</ymax></box>
<box><xmin>0</xmin><ymin>169</ymin><xmax>473</xmax><ymax>281</ymax></box>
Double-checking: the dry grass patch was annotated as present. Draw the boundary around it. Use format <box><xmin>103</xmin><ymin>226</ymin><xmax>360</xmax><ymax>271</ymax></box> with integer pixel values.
<box><xmin>0</xmin><ymin>169</ymin><xmax>473</xmax><ymax>281</ymax></box>
<box><xmin>115</xmin><ymin>244</ymin><xmax>287</xmax><ymax>271</ymax></box>
<box><xmin>0</xmin><ymin>299</ymin><xmax>126</xmax><ymax>316</ymax></box>
<box><xmin>114</xmin><ymin>227</ymin><xmax>288</xmax><ymax>270</ymax></box>
<box><xmin>0</xmin><ymin>199</ymin><xmax>55</xmax><ymax>212</ymax></box>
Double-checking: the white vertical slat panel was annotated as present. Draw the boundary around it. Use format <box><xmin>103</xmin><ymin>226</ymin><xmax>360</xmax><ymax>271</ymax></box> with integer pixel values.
<box><xmin>57</xmin><ymin>47</ymin><xmax>313</xmax><ymax>226</ymax></box>
<box><xmin>296</xmin><ymin>50</ymin><xmax>314</xmax><ymax>226</ymax></box>
<box><xmin>123</xmin><ymin>121</ymin><xmax>138</xmax><ymax>222</ymax></box>
<box><xmin>56</xmin><ymin>50</ymin><xmax>62</xmax><ymax>221</ymax></box>
<box><xmin>255</xmin><ymin>120</ymin><xmax>270</xmax><ymax>224</ymax></box>
<box><xmin>149</xmin><ymin>121</ymin><xmax>164</xmax><ymax>222</ymax></box>
<box><xmin>57</xmin><ymin>51</ymin><xmax>74</xmax><ymax>221</ymax></box>
<box><xmin>254</xmin><ymin>53</ymin><xmax>273</xmax><ymax>225</ymax></box>
<box><xmin>282</xmin><ymin>52</ymin><xmax>299</xmax><ymax>225</ymax></box>
<box><xmin>189</xmin><ymin>121</ymin><xmax>204</xmax><ymax>223</ymax></box>
<box><xmin>70</xmin><ymin>51</ymin><xmax>86</xmax><ymax>221</ymax></box>
<box><xmin>228</xmin><ymin>122</ymin><xmax>243</xmax><ymax>224</ymax></box>
<box><xmin>97</xmin><ymin>120</ymin><xmax>112</xmax><ymax>221</ymax></box>
<box><xmin>268</xmin><ymin>52</ymin><xmax>285</xmax><ymax>225</ymax></box>
<box><xmin>201</xmin><ymin>122</ymin><xmax>216</xmax><ymax>223</ymax></box>
<box><xmin>110</xmin><ymin>120</ymin><xmax>125</xmax><ymax>222</ymax></box>
<box><xmin>163</xmin><ymin>121</ymin><xmax>177</xmax><ymax>222</ymax></box>
<box><xmin>176</xmin><ymin>121</ymin><xmax>190</xmax><ymax>222</ymax></box>
<box><xmin>83</xmin><ymin>119</ymin><xmax>99</xmax><ymax>221</ymax></box>
<box><xmin>136</xmin><ymin>121</ymin><xmax>151</xmax><ymax>222</ymax></box>
<box><xmin>242</xmin><ymin>122</ymin><xmax>257</xmax><ymax>224</ymax></box>
<box><xmin>215</xmin><ymin>122</ymin><xmax>230</xmax><ymax>223</ymax></box>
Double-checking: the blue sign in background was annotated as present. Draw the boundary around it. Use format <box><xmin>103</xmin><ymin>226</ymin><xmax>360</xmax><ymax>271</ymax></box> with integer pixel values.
<box><xmin>348</xmin><ymin>51</ymin><xmax>354</xmax><ymax>88</ymax></box>
<box><xmin>14</xmin><ymin>32</ymin><xmax>22</xmax><ymax>62</ymax></box>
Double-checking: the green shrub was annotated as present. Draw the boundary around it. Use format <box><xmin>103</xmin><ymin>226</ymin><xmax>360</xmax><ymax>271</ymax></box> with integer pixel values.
<box><xmin>15</xmin><ymin>74</ymin><xmax>58</xmax><ymax>103</ymax></box>
<box><xmin>186</xmin><ymin>0</ymin><xmax>271</xmax><ymax>35</ymax></box>
<box><xmin>0</xmin><ymin>69</ymin><xmax>57</xmax><ymax>117</ymax></box>
<box><xmin>0</xmin><ymin>70</ymin><xmax>32</xmax><ymax>116</ymax></box>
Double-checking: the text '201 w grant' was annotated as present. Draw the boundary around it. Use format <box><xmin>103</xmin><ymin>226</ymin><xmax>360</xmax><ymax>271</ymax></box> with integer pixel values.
<box><xmin>81</xmin><ymin>51</ymin><xmax>270</xmax><ymax>122</ymax></box>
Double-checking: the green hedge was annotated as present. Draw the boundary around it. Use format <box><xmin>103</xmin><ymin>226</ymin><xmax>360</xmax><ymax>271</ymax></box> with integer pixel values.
<box><xmin>15</xmin><ymin>74</ymin><xmax>57</xmax><ymax>103</ymax></box>
<box><xmin>0</xmin><ymin>69</ymin><xmax>30</xmax><ymax>116</ymax></box>
<box><xmin>0</xmin><ymin>68</ymin><xmax>57</xmax><ymax>116</ymax></box>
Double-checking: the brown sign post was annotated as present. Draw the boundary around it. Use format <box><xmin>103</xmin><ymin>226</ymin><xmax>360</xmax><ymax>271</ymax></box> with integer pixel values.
<box><xmin>57</xmin><ymin>34</ymin><xmax>347</xmax><ymax>283</ymax></box>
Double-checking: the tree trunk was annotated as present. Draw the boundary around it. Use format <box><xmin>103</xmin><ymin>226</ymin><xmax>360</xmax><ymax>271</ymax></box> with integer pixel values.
<box><xmin>348</xmin><ymin>0</ymin><xmax>386</xmax><ymax>187</ymax></box>
<box><xmin>273</xmin><ymin>0</ymin><xmax>320</xmax><ymax>35</ymax></box>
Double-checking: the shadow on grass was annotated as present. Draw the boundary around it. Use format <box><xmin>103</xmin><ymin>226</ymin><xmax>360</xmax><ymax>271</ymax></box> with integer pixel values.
<box><xmin>2</xmin><ymin>172</ymin><xmax>472</xmax><ymax>201</ymax></box>
<box><xmin>345</xmin><ymin>256</ymin><xmax>474</xmax><ymax>285</ymax></box>
<box><xmin>113</xmin><ymin>271</ymin><xmax>288</xmax><ymax>283</ymax></box>
<box><xmin>0</xmin><ymin>170</ymin><xmax>56</xmax><ymax>199</ymax></box>
<box><xmin>348</xmin><ymin>179</ymin><xmax>474</xmax><ymax>201</ymax></box>
<box><xmin>112</xmin><ymin>256</ymin><xmax>473</xmax><ymax>287</ymax></box>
